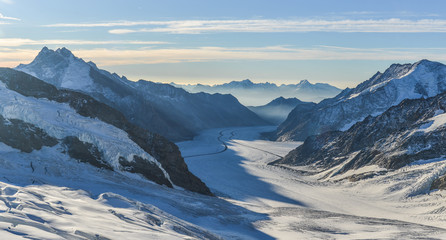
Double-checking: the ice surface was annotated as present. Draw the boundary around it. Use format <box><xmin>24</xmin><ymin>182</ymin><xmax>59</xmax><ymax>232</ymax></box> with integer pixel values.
<box><xmin>179</xmin><ymin>126</ymin><xmax>446</xmax><ymax>239</ymax></box>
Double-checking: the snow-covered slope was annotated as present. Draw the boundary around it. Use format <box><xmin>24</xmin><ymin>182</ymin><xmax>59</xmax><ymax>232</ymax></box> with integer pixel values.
<box><xmin>274</xmin><ymin>60</ymin><xmax>446</xmax><ymax>141</ymax></box>
<box><xmin>274</xmin><ymin>89</ymin><xmax>446</xmax><ymax>189</ymax></box>
<box><xmin>16</xmin><ymin>47</ymin><xmax>268</xmax><ymax>141</ymax></box>
<box><xmin>0</xmin><ymin>68</ymin><xmax>211</xmax><ymax>195</ymax></box>
<box><xmin>173</xmin><ymin>79</ymin><xmax>341</xmax><ymax>106</ymax></box>
<box><xmin>248</xmin><ymin>97</ymin><xmax>316</xmax><ymax>125</ymax></box>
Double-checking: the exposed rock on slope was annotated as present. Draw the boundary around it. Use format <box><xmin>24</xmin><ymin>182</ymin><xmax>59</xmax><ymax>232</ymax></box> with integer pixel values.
<box><xmin>274</xmin><ymin>60</ymin><xmax>446</xmax><ymax>141</ymax></box>
<box><xmin>16</xmin><ymin>47</ymin><xmax>268</xmax><ymax>141</ymax></box>
<box><xmin>274</xmin><ymin>91</ymin><xmax>446</xmax><ymax>189</ymax></box>
<box><xmin>431</xmin><ymin>175</ymin><xmax>446</xmax><ymax>190</ymax></box>
<box><xmin>0</xmin><ymin>68</ymin><xmax>211</xmax><ymax>195</ymax></box>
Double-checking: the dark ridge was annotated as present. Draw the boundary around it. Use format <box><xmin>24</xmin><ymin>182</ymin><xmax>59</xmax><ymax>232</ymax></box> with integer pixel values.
<box><xmin>0</xmin><ymin>68</ymin><xmax>212</xmax><ymax>196</ymax></box>
<box><xmin>62</xmin><ymin>136</ymin><xmax>113</xmax><ymax>171</ymax></box>
<box><xmin>119</xmin><ymin>156</ymin><xmax>173</xmax><ymax>188</ymax></box>
<box><xmin>431</xmin><ymin>175</ymin><xmax>446</xmax><ymax>191</ymax></box>
<box><xmin>0</xmin><ymin>115</ymin><xmax>58</xmax><ymax>153</ymax></box>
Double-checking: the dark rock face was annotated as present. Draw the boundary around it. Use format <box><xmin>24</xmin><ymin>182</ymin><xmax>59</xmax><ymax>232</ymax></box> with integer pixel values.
<box><xmin>62</xmin><ymin>136</ymin><xmax>113</xmax><ymax>171</ymax></box>
<box><xmin>0</xmin><ymin>115</ymin><xmax>58</xmax><ymax>153</ymax></box>
<box><xmin>275</xmin><ymin>91</ymin><xmax>446</xmax><ymax>176</ymax></box>
<box><xmin>0</xmin><ymin>68</ymin><xmax>212</xmax><ymax>195</ymax></box>
<box><xmin>431</xmin><ymin>175</ymin><xmax>446</xmax><ymax>190</ymax></box>
<box><xmin>274</xmin><ymin>60</ymin><xmax>446</xmax><ymax>141</ymax></box>
<box><xmin>119</xmin><ymin>156</ymin><xmax>173</xmax><ymax>188</ymax></box>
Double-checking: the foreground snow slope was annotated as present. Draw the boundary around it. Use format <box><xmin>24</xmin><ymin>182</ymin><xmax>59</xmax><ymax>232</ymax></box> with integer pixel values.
<box><xmin>179</xmin><ymin>126</ymin><xmax>446</xmax><ymax>239</ymax></box>
<box><xmin>0</xmin><ymin>139</ymin><xmax>277</xmax><ymax>239</ymax></box>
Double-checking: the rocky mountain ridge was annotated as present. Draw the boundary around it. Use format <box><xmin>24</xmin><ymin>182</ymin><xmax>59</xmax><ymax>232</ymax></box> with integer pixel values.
<box><xmin>273</xmin><ymin>90</ymin><xmax>446</xmax><ymax>190</ymax></box>
<box><xmin>16</xmin><ymin>47</ymin><xmax>268</xmax><ymax>141</ymax></box>
<box><xmin>273</xmin><ymin>60</ymin><xmax>446</xmax><ymax>141</ymax></box>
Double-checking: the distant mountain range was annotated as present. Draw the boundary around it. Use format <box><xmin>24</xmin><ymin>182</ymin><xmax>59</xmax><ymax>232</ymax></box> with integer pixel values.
<box><xmin>274</xmin><ymin>83</ymin><xmax>446</xmax><ymax>191</ymax></box>
<box><xmin>248</xmin><ymin>97</ymin><xmax>316</xmax><ymax>125</ymax></box>
<box><xmin>0</xmin><ymin>67</ymin><xmax>211</xmax><ymax>195</ymax></box>
<box><xmin>172</xmin><ymin>79</ymin><xmax>342</xmax><ymax>106</ymax></box>
<box><xmin>16</xmin><ymin>47</ymin><xmax>268</xmax><ymax>141</ymax></box>
<box><xmin>273</xmin><ymin>60</ymin><xmax>446</xmax><ymax>141</ymax></box>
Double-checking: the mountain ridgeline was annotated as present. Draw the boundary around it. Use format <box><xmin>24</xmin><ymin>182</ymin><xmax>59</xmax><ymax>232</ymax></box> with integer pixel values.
<box><xmin>16</xmin><ymin>47</ymin><xmax>268</xmax><ymax>142</ymax></box>
<box><xmin>0</xmin><ymin>68</ymin><xmax>212</xmax><ymax>195</ymax></box>
<box><xmin>248</xmin><ymin>97</ymin><xmax>316</xmax><ymax>125</ymax></box>
<box><xmin>273</xmin><ymin>60</ymin><xmax>446</xmax><ymax>141</ymax></box>
<box><xmin>173</xmin><ymin>79</ymin><xmax>341</xmax><ymax>106</ymax></box>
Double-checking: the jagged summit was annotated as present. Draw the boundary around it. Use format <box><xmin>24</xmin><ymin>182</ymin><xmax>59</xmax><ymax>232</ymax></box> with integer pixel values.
<box><xmin>55</xmin><ymin>47</ymin><xmax>75</xmax><ymax>58</ymax></box>
<box><xmin>16</xmin><ymin>46</ymin><xmax>94</xmax><ymax>91</ymax></box>
<box><xmin>297</xmin><ymin>79</ymin><xmax>310</xmax><ymax>86</ymax></box>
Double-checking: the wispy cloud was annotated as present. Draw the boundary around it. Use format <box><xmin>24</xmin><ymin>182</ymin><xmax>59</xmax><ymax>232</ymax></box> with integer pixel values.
<box><xmin>3</xmin><ymin>45</ymin><xmax>446</xmax><ymax>68</ymax></box>
<box><xmin>0</xmin><ymin>0</ymin><xmax>14</xmax><ymax>5</ymax></box>
<box><xmin>45</xmin><ymin>19</ymin><xmax>446</xmax><ymax>34</ymax></box>
<box><xmin>70</xmin><ymin>46</ymin><xmax>446</xmax><ymax>66</ymax></box>
<box><xmin>0</xmin><ymin>38</ymin><xmax>170</xmax><ymax>47</ymax></box>
<box><xmin>0</xmin><ymin>13</ymin><xmax>19</xmax><ymax>21</ymax></box>
<box><xmin>44</xmin><ymin>21</ymin><xmax>165</xmax><ymax>28</ymax></box>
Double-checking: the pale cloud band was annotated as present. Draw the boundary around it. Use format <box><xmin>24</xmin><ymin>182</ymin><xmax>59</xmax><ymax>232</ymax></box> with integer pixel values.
<box><xmin>2</xmin><ymin>45</ymin><xmax>446</xmax><ymax>68</ymax></box>
<box><xmin>0</xmin><ymin>38</ymin><xmax>170</xmax><ymax>47</ymax></box>
<box><xmin>46</xmin><ymin>19</ymin><xmax>446</xmax><ymax>34</ymax></box>
<box><xmin>72</xmin><ymin>46</ymin><xmax>446</xmax><ymax>65</ymax></box>
<box><xmin>0</xmin><ymin>13</ymin><xmax>20</xmax><ymax>21</ymax></box>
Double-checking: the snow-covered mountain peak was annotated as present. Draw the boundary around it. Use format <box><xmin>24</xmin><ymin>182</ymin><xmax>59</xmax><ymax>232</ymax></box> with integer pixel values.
<box><xmin>240</xmin><ymin>79</ymin><xmax>253</xmax><ymax>84</ymax></box>
<box><xmin>16</xmin><ymin>47</ymin><xmax>94</xmax><ymax>91</ymax></box>
<box><xmin>275</xmin><ymin>59</ymin><xmax>446</xmax><ymax>141</ymax></box>
<box><xmin>344</xmin><ymin>60</ymin><xmax>446</xmax><ymax>102</ymax></box>
<box><xmin>222</xmin><ymin>79</ymin><xmax>255</xmax><ymax>88</ymax></box>
<box><xmin>297</xmin><ymin>79</ymin><xmax>311</xmax><ymax>86</ymax></box>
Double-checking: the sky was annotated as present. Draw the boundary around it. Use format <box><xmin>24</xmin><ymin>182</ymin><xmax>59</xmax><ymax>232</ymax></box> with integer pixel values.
<box><xmin>1</xmin><ymin>0</ymin><xmax>446</xmax><ymax>88</ymax></box>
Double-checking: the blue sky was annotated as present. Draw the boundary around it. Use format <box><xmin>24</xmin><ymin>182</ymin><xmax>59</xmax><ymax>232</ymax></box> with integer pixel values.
<box><xmin>1</xmin><ymin>0</ymin><xmax>446</xmax><ymax>87</ymax></box>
